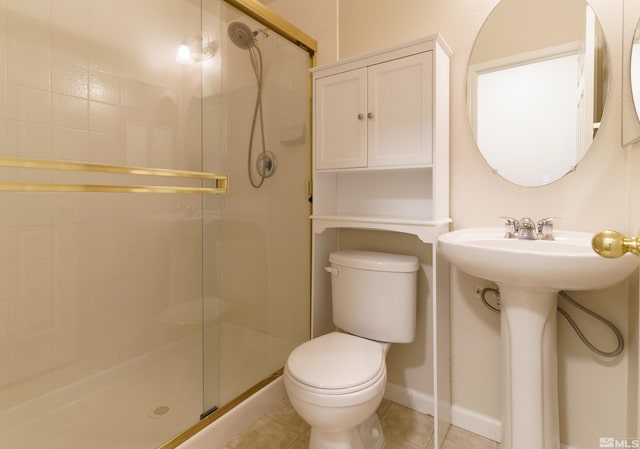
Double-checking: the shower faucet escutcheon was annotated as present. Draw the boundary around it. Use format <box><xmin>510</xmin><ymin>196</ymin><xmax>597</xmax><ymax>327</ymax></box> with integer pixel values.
<box><xmin>499</xmin><ymin>216</ymin><xmax>561</xmax><ymax>240</ymax></box>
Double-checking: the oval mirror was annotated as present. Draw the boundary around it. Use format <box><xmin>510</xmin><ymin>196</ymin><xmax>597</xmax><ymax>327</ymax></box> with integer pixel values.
<box><xmin>467</xmin><ymin>0</ymin><xmax>608</xmax><ymax>187</ymax></box>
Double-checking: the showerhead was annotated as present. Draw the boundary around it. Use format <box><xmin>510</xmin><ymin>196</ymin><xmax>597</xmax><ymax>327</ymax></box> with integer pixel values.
<box><xmin>228</xmin><ymin>21</ymin><xmax>256</xmax><ymax>50</ymax></box>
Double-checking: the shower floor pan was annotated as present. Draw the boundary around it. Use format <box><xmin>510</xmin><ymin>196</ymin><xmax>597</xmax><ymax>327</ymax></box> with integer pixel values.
<box><xmin>0</xmin><ymin>324</ymin><xmax>293</xmax><ymax>449</ymax></box>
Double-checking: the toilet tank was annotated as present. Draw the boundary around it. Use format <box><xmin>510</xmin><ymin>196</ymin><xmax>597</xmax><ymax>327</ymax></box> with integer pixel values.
<box><xmin>327</xmin><ymin>250</ymin><xmax>419</xmax><ymax>343</ymax></box>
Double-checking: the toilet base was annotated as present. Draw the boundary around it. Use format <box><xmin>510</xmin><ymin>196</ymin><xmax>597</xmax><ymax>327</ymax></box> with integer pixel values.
<box><xmin>309</xmin><ymin>414</ymin><xmax>384</xmax><ymax>449</ymax></box>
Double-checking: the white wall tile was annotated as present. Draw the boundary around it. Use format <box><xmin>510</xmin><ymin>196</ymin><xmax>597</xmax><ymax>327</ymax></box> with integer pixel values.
<box><xmin>8</xmin><ymin>329</ymin><xmax>52</xmax><ymax>383</ymax></box>
<box><xmin>9</xmin><ymin>290</ymin><xmax>52</xmax><ymax>334</ymax></box>
<box><xmin>53</xmin><ymin>224</ymin><xmax>90</xmax><ymax>257</ymax></box>
<box><xmin>7</xmin><ymin>83</ymin><xmax>51</xmax><ymax>124</ymax></box>
<box><xmin>52</xmin><ymin>60</ymin><xmax>89</xmax><ymax>98</ymax></box>
<box><xmin>88</xmin><ymin>130</ymin><xmax>121</xmax><ymax>164</ymax></box>
<box><xmin>51</xmin><ymin>27</ymin><xmax>89</xmax><ymax>65</ymax></box>
<box><xmin>5</xmin><ymin>226</ymin><xmax>53</xmax><ymax>263</ymax></box>
<box><xmin>6</xmin><ymin>120</ymin><xmax>53</xmax><ymax>158</ymax></box>
<box><xmin>0</xmin><ymin>300</ymin><xmax>8</xmax><ymax>338</ymax></box>
<box><xmin>53</xmin><ymin>126</ymin><xmax>89</xmax><ymax>161</ymax></box>
<box><xmin>51</xmin><ymin>318</ymin><xmax>89</xmax><ymax>367</ymax></box>
<box><xmin>52</xmin><ymin>285</ymin><xmax>89</xmax><ymax>323</ymax></box>
<box><xmin>7</xmin><ymin>47</ymin><xmax>50</xmax><ymax>90</ymax></box>
<box><xmin>6</xmin><ymin>11</ymin><xmax>51</xmax><ymax>58</ymax></box>
<box><xmin>52</xmin><ymin>93</ymin><xmax>88</xmax><ymax>129</ymax></box>
<box><xmin>89</xmin><ymin>101</ymin><xmax>120</xmax><ymax>134</ymax></box>
<box><xmin>89</xmin><ymin>70</ymin><xmax>120</xmax><ymax>105</ymax></box>
<box><xmin>0</xmin><ymin>194</ymin><xmax>52</xmax><ymax>227</ymax></box>
<box><xmin>51</xmin><ymin>0</ymin><xmax>89</xmax><ymax>37</ymax></box>
<box><xmin>0</xmin><ymin>45</ymin><xmax>5</xmax><ymax>81</ymax></box>
<box><xmin>51</xmin><ymin>194</ymin><xmax>89</xmax><ymax>224</ymax></box>
<box><xmin>7</xmin><ymin>0</ymin><xmax>51</xmax><ymax>24</ymax></box>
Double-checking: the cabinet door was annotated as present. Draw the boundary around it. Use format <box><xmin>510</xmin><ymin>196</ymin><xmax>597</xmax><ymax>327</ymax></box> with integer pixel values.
<box><xmin>367</xmin><ymin>52</ymin><xmax>433</xmax><ymax>167</ymax></box>
<box><xmin>315</xmin><ymin>68</ymin><xmax>367</xmax><ymax>169</ymax></box>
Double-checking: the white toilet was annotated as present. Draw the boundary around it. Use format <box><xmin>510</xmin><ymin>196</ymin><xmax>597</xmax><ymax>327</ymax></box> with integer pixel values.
<box><xmin>284</xmin><ymin>250</ymin><xmax>419</xmax><ymax>449</ymax></box>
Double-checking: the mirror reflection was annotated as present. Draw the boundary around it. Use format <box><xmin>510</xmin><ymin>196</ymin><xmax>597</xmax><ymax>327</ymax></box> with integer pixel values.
<box><xmin>467</xmin><ymin>0</ymin><xmax>608</xmax><ymax>187</ymax></box>
<box><xmin>622</xmin><ymin>0</ymin><xmax>640</xmax><ymax>146</ymax></box>
<box><xmin>631</xmin><ymin>20</ymin><xmax>640</xmax><ymax>121</ymax></box>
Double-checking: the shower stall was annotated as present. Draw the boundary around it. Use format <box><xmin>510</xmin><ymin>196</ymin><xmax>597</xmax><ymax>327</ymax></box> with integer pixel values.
<box><xmin>0</xmin><ymin>0</ymin><xmax>314</xmax><ymax>447</ymax></box>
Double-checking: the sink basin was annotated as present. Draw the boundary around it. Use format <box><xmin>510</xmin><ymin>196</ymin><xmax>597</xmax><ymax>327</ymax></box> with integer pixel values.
<box><xmin>438</xmin><ymin>227</ymin><xmax>638</xmax><ymax>291</ymax></box>
<box><xmin>437</xmin><ymin>227</ymin><xmax>639</xmax><ymax>449</ymax></box>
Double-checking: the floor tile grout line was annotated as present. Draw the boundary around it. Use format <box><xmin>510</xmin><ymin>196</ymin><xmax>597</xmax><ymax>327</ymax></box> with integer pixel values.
<box><xmin>226</xmin><ymin>398</ymin><xmax>499</xmax><ymax>449</ymax></box>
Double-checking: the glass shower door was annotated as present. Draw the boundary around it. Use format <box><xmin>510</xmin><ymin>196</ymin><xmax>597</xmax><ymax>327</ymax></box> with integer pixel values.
<box><xmin>202</xmin><ymin>0</ymin><xmax>312</xmax><ymax>413</ymax></box>
<box><xmin>0</xmin><ymin>1</ymin><xmax>223</xmax><ymax>447</ymax></box>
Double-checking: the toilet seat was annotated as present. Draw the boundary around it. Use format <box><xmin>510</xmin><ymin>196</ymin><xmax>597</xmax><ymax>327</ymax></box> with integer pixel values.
<box><xmin>286</xmin><ymin>332</ymin><xmax>386</xmax><ymax>395</ymax></box>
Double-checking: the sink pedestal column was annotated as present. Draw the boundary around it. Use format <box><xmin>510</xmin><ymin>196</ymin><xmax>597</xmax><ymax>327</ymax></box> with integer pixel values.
<box><xmin>499</xmin><ymin>285</ymin><xmax>560</xmax><ymax>449</ymax></box>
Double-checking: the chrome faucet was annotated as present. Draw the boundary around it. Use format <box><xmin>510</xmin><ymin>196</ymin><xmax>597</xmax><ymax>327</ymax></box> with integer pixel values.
<box><xmin>499</xmin><ymin>217</ymin><xmax>560</xmax><ymax>240</ymax></box>
<box><xmin>518</xmin><ymin>217</ymin><xmax>538</xmax><ymax>240</ymax></box>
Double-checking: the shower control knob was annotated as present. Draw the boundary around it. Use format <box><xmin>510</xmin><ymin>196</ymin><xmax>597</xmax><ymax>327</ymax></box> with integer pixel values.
<box><xmin>357</xmin><ymin>113</ymin><xmax>364</xmax><ymax>120</ymax></box>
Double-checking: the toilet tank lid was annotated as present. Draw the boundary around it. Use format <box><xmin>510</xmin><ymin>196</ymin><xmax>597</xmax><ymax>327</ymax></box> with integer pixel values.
<box><xmin>329</xmin><ymin>250</ymin><xmax>419</xmax><ymax>273</ymax></box>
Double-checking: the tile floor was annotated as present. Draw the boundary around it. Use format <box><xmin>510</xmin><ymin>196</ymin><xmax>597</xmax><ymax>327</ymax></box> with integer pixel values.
<box><xmin>224</xmin><ymin>398</ymin><xmax>500</xmax><ymax>449</ymax></box>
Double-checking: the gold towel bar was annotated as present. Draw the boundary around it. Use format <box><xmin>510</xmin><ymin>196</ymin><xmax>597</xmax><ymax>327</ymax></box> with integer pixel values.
<box><xmin>0</xmin><ymin>156</ymin><xmax>229</xmax><ymax>194</ymax></box>
<box><xmin>0</xmin><ymin>182</ymin><xmax>226</xmax><ymax>194</ymax></box>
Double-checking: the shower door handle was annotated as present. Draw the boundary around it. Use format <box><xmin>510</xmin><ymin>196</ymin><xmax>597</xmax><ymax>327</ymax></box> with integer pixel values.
<box><xmin>592</xmin><ymin>230</ymin><xmax>640</xmax><ymax>258</ymax></box>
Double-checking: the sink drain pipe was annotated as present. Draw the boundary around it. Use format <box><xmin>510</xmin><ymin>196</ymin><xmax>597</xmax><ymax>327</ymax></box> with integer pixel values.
<box><xmin>479</xmin><ymin>287</ymin><xmax>624</xmax><ymax>358</ymax></box>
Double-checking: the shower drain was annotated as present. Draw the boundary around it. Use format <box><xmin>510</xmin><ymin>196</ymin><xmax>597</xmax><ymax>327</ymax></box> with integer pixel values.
<box><xmin>148</xmin><ymin>404</ymin><xmax>173</xmax><ymax>419</ymax></box>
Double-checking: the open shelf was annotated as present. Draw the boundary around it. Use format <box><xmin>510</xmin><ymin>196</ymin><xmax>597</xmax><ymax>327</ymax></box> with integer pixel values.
<box><xmin>311</xmin><ymin>214</ymin><xmax>451</xmax><ymax>243</ymax></box>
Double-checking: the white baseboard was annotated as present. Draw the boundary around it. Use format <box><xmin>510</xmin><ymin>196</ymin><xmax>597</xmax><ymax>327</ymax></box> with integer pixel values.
<box><xmin>384</xmin><ymin>382</ymin><xmax>435</xmax><ymax>416</ymax></box>
<box><xmin>450</xmin><ymin>404</ymin><xmax>582</xmax><ymax>449</ymax></box>
<box><xmin>450</xmin><ymin>404</ymin><xmax>501</xmax><ymax>443</ymax></box>
<box><xmin>385</xmin><ymin>384</ymin><xmax>501</xmax><ymax>444</ymax></box>
<box><xmin>177</xmin><ymin>377</ymin><xmax>285</xmax><ymax>449</ymax></box>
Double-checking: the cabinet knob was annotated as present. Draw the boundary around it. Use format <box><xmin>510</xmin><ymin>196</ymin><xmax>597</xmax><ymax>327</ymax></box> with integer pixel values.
<box><xmin>357</xmin><ymin>113</ymin><xmax>364</xmax><ymax>120</ymax></box>
<box><xmin>367</xmin><ymin>112</ymin><xmax>374</xmax><ymax>119</ymax></box>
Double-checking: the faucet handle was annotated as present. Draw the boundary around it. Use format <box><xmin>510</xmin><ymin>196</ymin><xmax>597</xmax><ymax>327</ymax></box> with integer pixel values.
<box><xmin>499</xmin><ymin>216</ymin><xmax>519</xmax><ymax>238</ymax></box>
<box><xmin>537</xmin><ymin>217</ymin><xmax>561</xmax><ymax>240</ymax></box>
<box><xmin>519</xmin><ymin>217</ymin><xmax>536</xmax><ymax>228</ymax></box>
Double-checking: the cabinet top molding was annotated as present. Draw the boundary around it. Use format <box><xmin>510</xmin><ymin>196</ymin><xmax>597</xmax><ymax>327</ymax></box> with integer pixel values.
<box><xmin>311</xmin><ymin>34</ymin><xmax>452</xmax><ymax>76</ymax></box>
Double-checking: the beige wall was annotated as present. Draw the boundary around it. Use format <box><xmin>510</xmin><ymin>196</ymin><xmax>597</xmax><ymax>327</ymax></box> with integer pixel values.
<box><xmin>470</xmin><ymin>0</ymin><xmax>585</xmax><ymax>65</ymax></box>
<box><xmin>272</xmin><ymin>0</ymin><xmax>639</xmax><ymax>447</ymax></box>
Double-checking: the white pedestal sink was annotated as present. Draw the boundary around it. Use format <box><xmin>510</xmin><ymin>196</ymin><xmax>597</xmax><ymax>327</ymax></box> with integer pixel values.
<box><xmin>437</xmin><ymin>227</ymin><xmax>639</xmax><ymax>449</ymax></box>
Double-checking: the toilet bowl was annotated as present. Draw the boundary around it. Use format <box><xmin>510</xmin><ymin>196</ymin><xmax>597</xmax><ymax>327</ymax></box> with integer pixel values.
<box><xmin>284</xmin><ymin>332</ymin><xmax>389</xmax><ymax>449</ymax></box>
<box><xmin>284</xmin><ymin>250</ymin><xmax>419</xmax><ymax>449</ymax></box>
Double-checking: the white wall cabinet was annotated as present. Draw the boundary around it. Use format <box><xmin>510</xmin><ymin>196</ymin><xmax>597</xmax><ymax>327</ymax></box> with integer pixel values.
<box><xmin>310</xmin><ymin>35</ymin><xmax>452</xmax><ymax>449</ymax></box>
<box><xmin>311</xmin><ymin>35</ymin><xmax>451</xmax><ymax>242</ymax></box>
<box><xmin>315</xmin><ymin>52</ymin><xmax>433</xmax><ymax>170</ymax></box>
